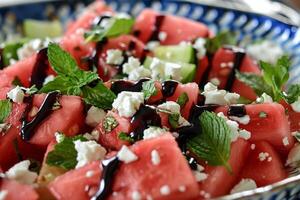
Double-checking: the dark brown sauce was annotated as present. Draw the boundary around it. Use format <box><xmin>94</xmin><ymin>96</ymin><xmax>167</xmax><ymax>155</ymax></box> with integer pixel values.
<box><xmin>110</xmin><ymin>78</ymin><xmax>150</xmax><ymax>95</ymax></box>
<box><xmin>31</xmin><ymin>48</ymin><xmax>49</xmax><ymax>89</ymax></box>
<box><xmin>130</xmin><ymin>105</ymin><xmax>162</xmax><ymax>141</ymax></box>
<box><xmin>93</xmin><ymin>15</ymin><xmax>112</xmax><ymax>27</ymax></box>
<box><xmin>92</xmin><ymin>157</ymin><xmax>120</xmax><ymax>200</ymax></box>
<box><xmin>223</xmin><ymin>46</ymin><xmax>246</xmax><ymax>91</ymax></box>
<box><xmin>148</xmin><ymin>15</ymin><xmax>165</xmax><ymax>42</ymax></box>
<box><xmin>21</xmin><ymin>91</ymin><xmax>60</xmax><ymax>141</ymax></box>
<box><xmin>0</xmin><ymin>48</ymin><xmax>4</xmax><ymax>69</ymax></box>
<box><xmin>161</xmin><ymin>80</ymin><xmax>179</xmax><ymax>98</ymax></box>
<box><xmin>228</xmin><ymin>105</ymin><xmax>246</xmax><ymax>117</ymax></box>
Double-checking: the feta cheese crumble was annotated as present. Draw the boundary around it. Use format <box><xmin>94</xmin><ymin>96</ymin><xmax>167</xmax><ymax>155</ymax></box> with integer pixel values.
<box><xmin>150</xmin><ymin>58</ymin><xmax>182</xmax><ymax>81</ymax></box>
<box><xmin>85</xmin><ymin>170</ymin><xmax>94</xmax><ymax>178</ymax></box>
<box><xmin>17</xmin><ymin>39</ymin><xmax>46</xmax><ymax>60</ymax></box>
<box><xmin>158</xmin><ymin>31</ymin><xmax>167</xmax><ymax>42</ymax></box>
<box><xmin>230</xmin><ymin>179</ymin><xmax>257</xmax><ymax>194</ymax></box>
<box><xmin>55</xmin><ymin>132</ymin><xmax>65</xmax><ymax>143</ymax></box>
<box><xmin>85</xmin><ymin>106</ymin><xmax>106</xmax><ymax>127</ymax></box>
<box><xmin>258</xmin><ymin>152</ymin><xmax>272</xmax><ymax>162</ymax></box>
<box><xmin>123</xmin><ymin>56</ymin><xmax>142</xmax><ymax>74</ymax></box>
<box><xmin>146</xmin><ymin>41</ymin><xmax>160</xmax><ymax>51</ymax></box>
<box><xmin>291</xmin><ymin>96</ymin><xmax>300</xmax><ymax>113</ymax></box>
<box><xmin>229</xmin><ymin>115</ymin><xmax>250</xmax><ymax>125</ymax></box>
<box><xmin>160</xmin><ymin>185</ymin><xmax>170</xmax><ymax>195</ymax></box>
<box><xmin>83</xmin><ymin>130</ymin><xmax>100</xmax><ymax>141</ymax></box>
<box><xmin>157</xmin><ymin>101</ymin><xmax>190</xmax><ymax>127</ymax></box>
<box><xmin>178</xmin><ymin>185</ymin><xmax>186</xmax><ymax>192</ymax></box>
<box><xmin>112</xmin><ymin>91</ymin><xmax>144</xmax><ymax>118</ymax></box>
<box><xmin>256</xmin><ymin>93</ymin><xmax>273</xmax><ymax>103</ymax></box>
<box><xmin>143</xmin><ymin>126</ymin><xmax>166</xmax><ymax>140</ymax></box>
<box><xmin>7</xmin><ymin>86</ymin><xmax>25</xmax><ymax>103</ymax></box>
<box><xmin>193</xmin><ymin>164</ymin><xmax>208</xmax><ymax>182</ymax></box>
<box><xmin>43</xmin><ymin>75</ymin><xmax>55</xmax><ymax>85</ymax></box>
<box><xmin>117</xmin><ymin>145</ymin><xmax>138</xmax><ymax>164</ymax></box>
<box><xmin>151</xmin><ymin>150</ymin><xmax>160</xmax><ymax>165</ymax></box>
<box><xmin>74</xmin><ymin>140</ymin><xmax>107</xmax><ymax>168</ymax></box>
<box><xmin>106</xmin><ymin>49</ymin><xmax>124</xmax><ymax>65</ymax></box>
<box><xmin>131</xmin><ymin>191</ymin><xmax>141</xmax><ymax>200</ymax></box>
<box><xmin>5</xmin><ymin>160</ymin><xmax>38</xmax><ymax>185</ymax></box>
<box><xmin>0</xmin><ymin>190</ymin><xmax>8</xmax><ymax>200</ymax></box>
<box><xmin>282</xmin><ymin>136</ymin><xmax>290</xmax><ymax>146</ymax></box>
<box><xmin>202</xmin><ymin>82</ymin><xmax>239</xmax><ymax>105</ymax></box>
<box><xmin>193</xmin><ymin>38</ymin><xmax>206</xmax><ymax>59</ymax></box>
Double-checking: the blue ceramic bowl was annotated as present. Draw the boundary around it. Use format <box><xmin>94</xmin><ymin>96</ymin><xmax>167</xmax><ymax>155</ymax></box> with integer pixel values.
<box><xmin>1</xmin><ymin>0</ymin><xmax>300</xmax><ymax>199</ymax></box>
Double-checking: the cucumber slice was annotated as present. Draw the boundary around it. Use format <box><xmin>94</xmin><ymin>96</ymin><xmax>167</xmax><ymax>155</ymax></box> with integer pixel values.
<box><xmin>143</xmin><ymin>57</ymin><xmax>196</xmax><ymax>83</ymax></box>
<box><xmin>153</xmin><ymin>44</ymin><xmax>196</xmax><ymax>64</ymax></box>
<box><xmin>24</xmin><ymin>19</ymin><xmax>63</xmax><ymax>38</ymax></box>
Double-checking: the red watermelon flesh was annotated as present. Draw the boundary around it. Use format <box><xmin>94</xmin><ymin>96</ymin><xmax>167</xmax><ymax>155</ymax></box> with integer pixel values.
<box><xmin>95</xmin><ymin>111</ymin><xmax>131</xmax><ymax>151</ymax></box>
<box><xmin>65</xmin><ymin>1</ymin><xmax>113</xmax><ymax>36</ymax></box>
<box><xmin>1</xmin><ymin>179</ymin><xmax>39</xmax><ymax>200</ymax></box>
<box><xmin>196</xmin><ymin>47</ymin><xmax>261</xmax><ymax>100</ymax></box>
<box><xmin>167</xmin><ymin>82</ymin><xmax>199</xmax><ymax>119</ymax></box>
<box><xmin>133</xmin><ymin>9</ymin><xmax>211</xmax><ymax>45</ymax></box>
<box><xmin>239</xmin><ymin>141</ymin><xmax>287</xmax><ymax>187</ymax></box>
<box><xmin>49</xmin><ymin>134</ymin><xmax>199</xmax><ymax>200</ymax></box>
<box><xmin>215</xmin><ymin>103</ymin><xmax>294</xmax><ymax>156</ymax></box>
<box><xmin>28</xmin><ymin>94</ymin><xmax>84</xmax><ymax>147</ymax></box>
<box><xmin>97</xmin><ymin>35</ymin><xmax>149</xmax><ymax>81</ymax></box>
<box><xmin>197</xmin><ymin>138</ymin><xmax>250</xmax><ymax>198</ymax></box>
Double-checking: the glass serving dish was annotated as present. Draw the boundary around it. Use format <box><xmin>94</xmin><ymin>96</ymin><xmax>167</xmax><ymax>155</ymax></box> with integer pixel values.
<box><xmin>1</xmin><ymin>0</ymin><xmax>300</xmax><ymax>199</ymax></box>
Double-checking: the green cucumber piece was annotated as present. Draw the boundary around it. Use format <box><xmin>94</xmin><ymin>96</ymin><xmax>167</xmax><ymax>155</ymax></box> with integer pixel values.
<box><xmin>143</xmin><ymin>57</ymin><xmax>196</xmax><ymax>83</ymax></box>
<box><xmin>24</xmin><ymin>19</ymin><xmax>63</xmax><ymax>38</ymax></box>
<box><xmin>153</xmin><ymin>44</ymin><xmax>196</xmax><ymax>64</ymax></box>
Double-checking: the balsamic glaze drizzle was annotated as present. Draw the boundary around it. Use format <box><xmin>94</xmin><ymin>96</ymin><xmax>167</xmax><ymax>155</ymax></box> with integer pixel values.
<box><xmin>110</xmin><ymin>78</ymin><xmax>150</xmax><ymax>95</ymax></box>
<box><xmin>0</xmin><ymin>48</ymin><xmax>4</xmax><ymax>69</ymax></box>
<box><xmin>161</xmin><ymin>81</ymin><xmax>179</xmax><ymax>98</ymax></box>
<box><xmin>21</xmin><ymin>91</ymin><xmax>60</xmax><ymax>141</ymax></box>
<box><xmin>148</xmin><ymin>15</ymin><xmax>165</xmax><ymax>42</ymax></box>
<box><xmin>130</xmin><ymin>105</ymin><xmax>162</xmax><ymax>141</ymax></box>
<box><xmin>92</xmin><ymin>157</ymin><xmax>120</xmax><ymax>200</ymax></box>
<box><xmin>228</xmin><ymin>105</ymin><xmax>246</xmax><ymax>117</ymax></box>
<box><xmin>223</xmin><ymin>46</ymin><xmax>246</xmax><ymax>91</ymax></box>
<box><xmin>31</xmin><ymin>48</ymin><xmax>49</xmax><ymax>89</ymax></box>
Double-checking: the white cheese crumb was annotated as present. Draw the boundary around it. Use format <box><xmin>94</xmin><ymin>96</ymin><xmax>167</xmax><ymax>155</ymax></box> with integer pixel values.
<box><xmin>229</xmin><ymin>115</ymin><xmax>250</xmax><ymax>125</ymax></box>
<box><xmin>199</xmin><ymin>190</ymin><xmax>211</xmax><ymax>199</ymax></box>
<box><xmin>117</xmin><ymin>145</ymin><xmax>138</xmax><ymax>164</ymax></box>
<box><xmin>250</xmin><ymin>144</ymin><xmax>256</xmax><ymax>150</ymax></box>
<box><xmin>230</xmin><ymin>179</ymin><xmax>257</xmax><ymax>194</ymax></box>
<box><xmin>131</xmin><ymin>191</ymin><xmax>141</xmax><ymax>200</ymax></box>
<box><xmin>282</xmin><ymin>136</ymin><xmax>290</xmax><ymax>146</ymax></box>
<box><xmin>210</xmin><ymin>77</ymin><xmax>220</xmax><ymax>86</ymax></box>
<box><xmin>193</xmin><ymin>170</ymin><xmax>208</xmax><ymax>182</ymax></box>
<box><xmin>150</xmin><ymin>58</ymin><xmax>182</xmax><ymax>81</ymax></box>
<box><xmin>43</xmin><ymin>75</ymin><xmax>55</xmax><ymax>85</ymax></box>
<box><xmin>160</xmin><ymin>185</ymin><xmax>170</xmax><ymax>196</ymax></box>
<box><xmin>291</xmin><ymin>96</ymin><xmax>300</xmax><ymax>113</ymax></box>
<box><xmin>178</xmin><ymin>185</ymin><xmax>186</xmax><ymax>192</ymax></box>
<box><xmin>258</xmin><ymin>152</ymin><xmax>270</xmax><ymax>162</ymax></box>
<box><xmin>143</xmin><ymin>126</ymin><xmax>166</xmax><ymax>140</ymax></box>
<box><xmin>151</xmin><ymin>150</ymin><xmax>160</xmax><ymax>165</ymax></box>
<box><xmin>286</xmin><ymin>144</ymin><xmax>300</xmax><ymax>166</ymax></box>
<box><xmin>246</xmin><ymin>40</ymin><xmax>283</xmax><ymax>64</ymax></box>
<box><xmin>122</xmin><ymin>56</ymin><xmax>142</xmax><ymax>74</ymax></box>
<box><xmin>146</xmin><ymin>41</ymin><xmax>160</xmax><ymax>51</ymax></box>
<box><xmin>193</xmin><ymin>38</ymin><xmax>206</xmax><ymax>59</ymax></box>
<box><xmin>202</xmin><ymin>82</ymin><xmax>239</xmax><ymax>105</ymax></box>
<box><xmin>128</xmin><ymin>67</ymin><xmax>151</xmax><ymax>81</ymax></box>
<box><xmin>267</xmin><ymin>157</ymin><xmax>272</xmax><ymax>162</ymax></box>
<box><xmin>74</xmin><ymin>140</ymin><xmax>107</xmax><ymax>168</ymax></box>
<box><xmin>85</xmin><ymin>170</ymin><xmax>94</xmax><ymax>178</ymax></box>
<box><xmin>106</xmin><ymin>49</ymin><xmax>124</xmax><ymax>65</ymax></box>
<box><xmin>83</xmin><ymin>130</ymin><xmax>100</xmax><ymax>141</ymax></box>
<box><xmin>7</xmin><ymin>86</ymin><xmax>25</xmax><ymax>103</ymax></box>
<box><xmin>17</xmin><ymin>39</ymin><xmax>45</xmax><ymax>60</ymax></box>
<box><xmin>5</xmin><ymin>160</ymin><xmax>38</xmax><ymax>185</ymax></box>
<box><xmin>158</xmin><ymin>31</ymin><xmax>167</xmax><ymax>41</ymax></box>
<box><xmin>238</xmin><ymin>129</ymin><xmax>251</xmax><ymax>140</ymax></box>
<box><xmin>112</xmin><ymin>91</ymin><xmax>144</xmax><ymax>118</ymax></box>
<box><xmin>55</xmin><ymin>132</ymin><xmax>65</xmax><ymax>143</ymax></box>
<box><xmin>256</xmin><ymin>93</ymin><xmax>273</xmax><ymax>103</ymax></box>
<box><xmin>85</xmin><ymin>106</ymin><xmax>106</xmax><ymax>127</ymax></box>
<box><xmin>0</xmin><ymin>190</ymin><xmax>8</xmax><ymax>200</ymax></box>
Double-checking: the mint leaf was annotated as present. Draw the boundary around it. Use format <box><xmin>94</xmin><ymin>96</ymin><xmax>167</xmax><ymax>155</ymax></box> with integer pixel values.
<box><xmin>187</xmin><ymin>111</ymin><xmax>232</xmax><ymax>172</ymax></box>
<box><xmin>177</xmin><ymin>92</ymin><xmax>189</xmax><ymax>107</ymax></box>
<box><xmin>205</xmin><ymin>31</ymin><xmax>236</xmax><ymax>54</ymax></box>
<box><xmin>168</xmin><ymin>113</ymin><xmax>180</xmax><ymax>129</ymax></box>
<box><xmin>118</xmin><ymin>132</ymin><xmax>134</xmax><ymax>143</ymax></box>
<box><xmin>235</xmin><ymin>70</ymin><xmax>272</xmax><ymax>96</ymax></box>
<box><xmin>46</xmin><ymin>135</ymin><xmax>87</xmax><ymax>170</ymax></box>
<box><xmin>25</xmin><ymin>85</ymin><xmax>38</xmax><ymax>95</ymax></box>
<box><xmin>82</xmin><ymin>82</ymin><xmax>116</xmax><ymax>110</ymax></box>
<box><xmin>48</xmin><ymin>43</ymin><xmax>78</xmax><ymax>75</ymax></box>
<box><xmin>85</xmin><ymin>17</ymin><xmax>134</xmax><ymax>42</ymax></box>
<box><xmin>285</xmin><ymin>84</ymin><xmax>300</xmax><ymax>104</ymax></box>
<box><xmin>103</xmin><ymin>115</ymin><xmax>118</xmax><ymax>132</ymax></box>
<box><xmin>142</xmin><ymin>80</ymin><xmax>157</xmax><ymax>100</ymax></box>
<box><xmin>0</xmin><ymin>100</ymin><xmax>12</xmax><ymax>123</ymax></box>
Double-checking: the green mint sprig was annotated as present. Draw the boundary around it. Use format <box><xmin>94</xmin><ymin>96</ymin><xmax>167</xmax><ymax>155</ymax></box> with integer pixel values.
<box><xmin>0</xmin><ymin>100</ymin><xmax>12</xmax><ymax>123</ymax></box>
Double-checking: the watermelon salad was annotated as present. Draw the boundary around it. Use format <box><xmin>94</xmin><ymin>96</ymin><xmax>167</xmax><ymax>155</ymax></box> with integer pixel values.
<box><xmin>1</xmin><ymin>1</ymin><xmax>300</xmax><ymax>200</ymax></box>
